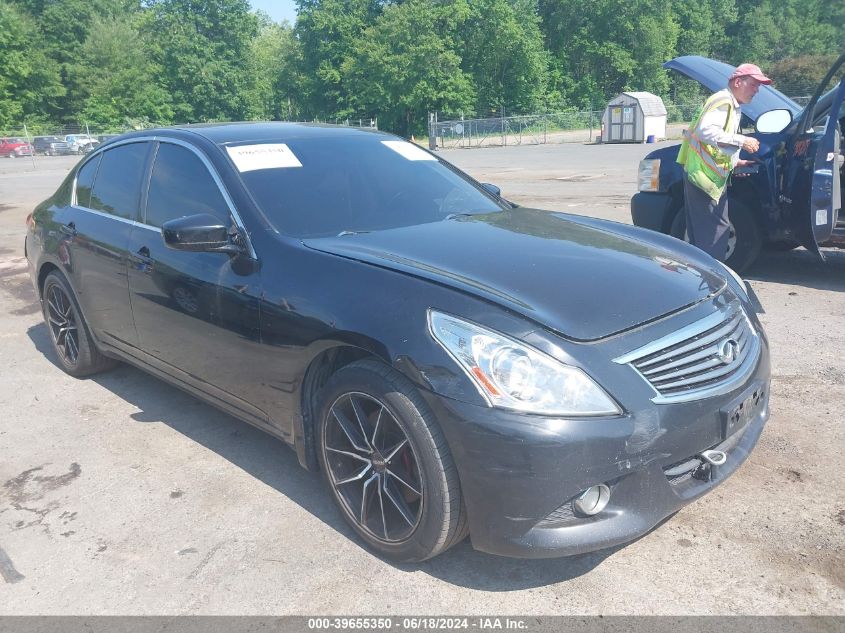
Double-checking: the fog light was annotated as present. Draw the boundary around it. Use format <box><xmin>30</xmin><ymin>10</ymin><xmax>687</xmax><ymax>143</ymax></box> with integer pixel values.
<box><xmin>573</xmin><ymin>484</ymin><xmax>611</xmax><ymax>516</ymax></box>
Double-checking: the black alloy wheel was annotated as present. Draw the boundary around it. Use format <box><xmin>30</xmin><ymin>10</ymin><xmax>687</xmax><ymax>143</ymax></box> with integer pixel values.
<box><xmin>316</xmin><ymin>360</ymin><xmax>467</xmax><ymax>561</ymax></box>
<box><xmin>324</xmin><ymin>391</ymin><xmax>424</xmax><ymax>543</ymax></box>
<box><xmin>41</xmin><ymin>272</ymin><xmax>116</xmax><ymax>377</ymax></box>
<box><xmin>45</xmin><ymin>279</ymin><xmax>79</xmax><ymax>367</ymax></box>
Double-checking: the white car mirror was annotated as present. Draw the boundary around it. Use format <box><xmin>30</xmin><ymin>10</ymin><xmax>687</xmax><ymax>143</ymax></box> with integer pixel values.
<box><xmin>756</xmin><ymin>109</ymin><xmax>792</xmax><ymax>134</ymax></box>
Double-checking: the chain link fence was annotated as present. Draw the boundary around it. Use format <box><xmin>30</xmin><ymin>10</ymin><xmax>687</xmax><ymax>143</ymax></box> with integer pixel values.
<box><xmin>429</xmin><ymin>111</ymin><xmax>603</xmax><ymax>149</ymax></box>
<box><xmin>429</xmin><ymin>97</ymin><xmax>812</xmax><ymax>150</ymax></box>
<box><xmin>429</xmin><ymin>106</ymin><xmax>700</xmax><ymax>150</ymax></box>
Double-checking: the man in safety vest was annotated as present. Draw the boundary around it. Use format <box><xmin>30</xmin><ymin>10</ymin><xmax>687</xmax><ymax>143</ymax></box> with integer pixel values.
<box><xmin>677</xmin><ymin>63</ymin><xmax>772</xmax><ymax>262</ymax></box>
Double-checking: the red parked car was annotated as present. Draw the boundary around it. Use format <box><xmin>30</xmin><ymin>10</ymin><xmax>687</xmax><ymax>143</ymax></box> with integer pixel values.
<box><xmin>0</xmin><ymin>137</ymin><xmax>34</xmax><ymax>158</ymax></box>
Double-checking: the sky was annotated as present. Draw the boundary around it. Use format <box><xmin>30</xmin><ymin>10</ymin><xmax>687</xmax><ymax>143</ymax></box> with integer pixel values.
<box><xmin>249</xmin><ymin>0</ymin><xmax>298</xmax><ymax>24</ymax></box>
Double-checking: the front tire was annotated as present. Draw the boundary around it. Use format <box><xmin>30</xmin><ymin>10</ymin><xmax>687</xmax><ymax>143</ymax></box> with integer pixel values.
<box><xmin>670</xmin><ymin>199</ymin><xmax>762</xmax><ymax>272</ymax></box>
<box><xmin>315</xmin><ymin>360</ymin><xmax>468</xmax><ymax>561</ymax></box>
<box><xmin>765</xmin><ymin>239</ymin><xmax>799</xmax><ymax>252</ymax></box>
<box><xmin>42</xmin><ymin>272</ymin><xmax>116</xmax><ymax>377</ymax></box>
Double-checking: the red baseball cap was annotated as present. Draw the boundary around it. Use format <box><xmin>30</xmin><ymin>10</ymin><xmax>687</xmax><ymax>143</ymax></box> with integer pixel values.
<box><xmin>729</xmin><ymin>63</ymin><xmax>772</xmax><ymax>85</ymax></box>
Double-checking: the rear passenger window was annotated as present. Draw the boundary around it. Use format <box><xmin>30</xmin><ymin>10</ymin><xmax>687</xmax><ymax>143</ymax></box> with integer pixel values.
<box><xmin>75</xmin><ymin>154</ymin><xmax>101</xmax><ymax>208</ymax></box>
<box><xmin>89</xmin><ymin>143</ymin><xmax>149</xmax><ymax>220</ymax></box>
<box><xmin>145</xmin><ymin>143</ymin><xmax>231</xmax><ymax>227</ymax></box>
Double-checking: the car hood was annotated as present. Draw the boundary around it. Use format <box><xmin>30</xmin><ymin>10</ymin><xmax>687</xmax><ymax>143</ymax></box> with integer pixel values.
<box><xmin>303</xmin><ymin>209</ymin><xmax>727</xmax><ymax>341</ymax></box>
<box><xmin>664</xmin><ymin>56</ymin><xmax>801</xmax><ymax>121</ymax></box>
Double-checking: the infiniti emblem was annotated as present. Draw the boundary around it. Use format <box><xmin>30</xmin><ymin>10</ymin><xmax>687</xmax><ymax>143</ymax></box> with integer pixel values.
<box><xmin>717</xmin><ymin>339</ymin><xmax>740</xmax><ymax>365</ymax></box>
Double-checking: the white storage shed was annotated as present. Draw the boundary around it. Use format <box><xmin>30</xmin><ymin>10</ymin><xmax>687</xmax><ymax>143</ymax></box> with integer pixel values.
<box><xmin>601</xmin><ymin>92</ymin><xmax>667</xmax><ymax>143</ymax></box>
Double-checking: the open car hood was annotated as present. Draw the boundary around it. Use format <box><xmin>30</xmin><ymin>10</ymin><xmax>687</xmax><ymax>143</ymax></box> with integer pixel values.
<box><xmin>664</xmin><ymin>56</ymin><xmax>801</xmax><ymax>121</ymax></box>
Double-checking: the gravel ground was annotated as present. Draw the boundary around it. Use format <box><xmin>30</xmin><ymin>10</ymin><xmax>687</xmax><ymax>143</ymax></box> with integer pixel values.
<box><xmin>0</xmin><ymin>145</ymin><xmax>842</xmax><ymax>615</ymax></box>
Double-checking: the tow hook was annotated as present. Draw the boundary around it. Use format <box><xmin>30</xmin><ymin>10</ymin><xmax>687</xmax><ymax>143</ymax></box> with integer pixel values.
<box><xmin>699</xmin><ymin>450</ymin><xmax>727</xmax><ymax>466</ymax></box>
<box><xmin>692</xmin><ymin>450</ymin><xmax>728</xmax><ymax>481</ymax></box>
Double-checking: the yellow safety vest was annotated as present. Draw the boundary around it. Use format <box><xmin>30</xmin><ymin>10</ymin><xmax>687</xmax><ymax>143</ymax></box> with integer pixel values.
<box><xmin>677</xmin><ymin>92</ymin><xmax>739</xmax><ymax>201</ymax></box>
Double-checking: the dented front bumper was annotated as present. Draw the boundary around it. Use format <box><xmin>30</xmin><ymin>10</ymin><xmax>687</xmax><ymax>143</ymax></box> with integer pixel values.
<box><xmin>422</xmin><ymin>342</ymin><xmax>770</xmax><ymax>558</ymax></box>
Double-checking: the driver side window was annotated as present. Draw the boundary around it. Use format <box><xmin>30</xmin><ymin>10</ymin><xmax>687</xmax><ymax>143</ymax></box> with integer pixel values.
<box><xmin>145</xmin><ymin>143</ymin><xmax>231</xmax><ymax>228</ymax></box>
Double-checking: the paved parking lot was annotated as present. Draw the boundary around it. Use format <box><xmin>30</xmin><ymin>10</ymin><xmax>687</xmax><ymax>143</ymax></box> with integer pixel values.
<box><xmin>0</xmin><ymin>145</ymin><xmax>843</xmax><ymax>615</ymax></box>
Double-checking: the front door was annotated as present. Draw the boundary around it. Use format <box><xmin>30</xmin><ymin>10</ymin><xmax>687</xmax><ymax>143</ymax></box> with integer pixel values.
<box><xmin>783</xmin><ymin>64</ymin><xmax>845</xmax><ymax>258</ymax></box>
<box><xmin>126</xmin><ymin>141</ymin><xmax>265</xmax><ymax>418</ymax></box>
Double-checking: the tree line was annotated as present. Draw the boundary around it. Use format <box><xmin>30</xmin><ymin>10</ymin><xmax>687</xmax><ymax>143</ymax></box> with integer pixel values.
<box><xmin>1</xmin><ymin>0</ymin><xmax>842</xmax><ymax>136</ymax></box>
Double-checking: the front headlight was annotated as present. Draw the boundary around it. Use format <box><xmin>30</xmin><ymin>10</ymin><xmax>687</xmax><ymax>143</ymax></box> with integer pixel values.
<box><xmin>638</xmin><ymin>159</ymin><xmax>661</xmax><ymax>192</ymax></box>
<box><xmin>428</xmin><ymin>311</ymin><xmax>621</xmax><ymax>416</ymax></box>
<box><xmin>716</xmin><ymin>260</ymin><xmax>749</xmax><ymax>301</ymax></box>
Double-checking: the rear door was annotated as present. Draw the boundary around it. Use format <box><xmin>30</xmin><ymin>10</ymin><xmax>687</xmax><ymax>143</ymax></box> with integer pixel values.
<box><xmin>783</xmin><ymin>77</ymin><xmax>845</xmax><ymax>258</ymax></box>
<box><xmin>61</xmin><ymin>142</ymin><xmax>150</xmax><ymax>348</ymax></box>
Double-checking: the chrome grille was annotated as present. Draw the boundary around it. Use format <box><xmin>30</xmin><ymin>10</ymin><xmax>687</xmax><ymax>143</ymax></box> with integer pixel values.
<box><xmin>614</xmin><ymin>303</ymin><xmax>760</xmax><ymax>404</ymax></box>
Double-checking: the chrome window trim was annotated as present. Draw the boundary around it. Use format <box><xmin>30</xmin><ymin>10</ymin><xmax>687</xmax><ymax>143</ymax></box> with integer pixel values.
<box><xmin>133</xmin><ymin>223</ymin><xmax>160</xmax><ymax>233</ymax></box>
<box><xmin>71</xmin><ymin>139</ymin><xmax>139</xmax><ymax>212</ymax></box>
<box><xmin>71</xmin><ymin>151</ymin><xmax>103</xmax><ymax>211</ymax></box>
<box><xmin>613</xmin><ymin>303</ymin><xmax>762</xmax><ymax>404</ymax></box>
<box><xmin>67</xmin><ymin>206</ymin><xmax>137</xmax><ymax>227</ymax></box>
<box><xmin>71</xmin><ymin>135</ymin><xmax>257</xmax><ymax>260</ymax></box>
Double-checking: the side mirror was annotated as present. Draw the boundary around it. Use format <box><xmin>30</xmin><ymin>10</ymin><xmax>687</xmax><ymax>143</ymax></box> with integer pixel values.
<box><xmin>161</xmin><ymin>213</ymin><xmax>243</xmax><ymax>255</ymax></box>
<box><xmin>481</xmin><ymin>182</ymin><xmax>501</xmax><ymax>197</ymax></box>
<box><xmin>756</xmin><ymin>109</ymin><xmax>793</xmax><ymax>134</ymax></box>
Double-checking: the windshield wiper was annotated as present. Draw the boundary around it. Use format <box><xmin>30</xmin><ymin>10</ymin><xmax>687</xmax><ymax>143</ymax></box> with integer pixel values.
<box><xmin>444</xmin><ymin>212</ymin><xmax>475</xmax><ymax>221</ymax></box>
<box><xmin>336</xmin><ymin>230</ymin><xmax>370</xmax><ymax>237</ymax></box>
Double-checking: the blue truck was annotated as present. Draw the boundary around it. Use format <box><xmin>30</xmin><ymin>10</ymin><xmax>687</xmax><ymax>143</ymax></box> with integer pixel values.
<box><xmin>631</xmin><ymin>54</ymin><xmax>844</xmax><ymax>271</ymax></box>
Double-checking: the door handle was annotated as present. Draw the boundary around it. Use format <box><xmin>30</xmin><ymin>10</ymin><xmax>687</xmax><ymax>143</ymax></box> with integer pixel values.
<box><xmin>60</xmin><ymin>222</ymin><xmax>76</xmax><ymax>236</ymax></box>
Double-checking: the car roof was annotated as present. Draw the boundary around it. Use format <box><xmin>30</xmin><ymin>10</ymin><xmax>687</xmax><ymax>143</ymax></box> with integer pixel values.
<box><xmin>117</xmin><ymin>121</ymin><xmax>394</xmax><ymax>147</ymax></box>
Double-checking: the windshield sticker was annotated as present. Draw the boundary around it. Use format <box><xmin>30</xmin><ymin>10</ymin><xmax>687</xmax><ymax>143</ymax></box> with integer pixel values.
<box><xmin>816</xmin><ymin>209</ymin><xmax>828</xmax><ymax>226</ymax></box>
<box><xmin>226</xmin><ymin>144</ymin><xmax>302</xmax><ymax>171</ymax></box>
<box><xmin>381</xmin><ymin>140</ymin><xmax>436</xmax><ymax>161</ymax></box>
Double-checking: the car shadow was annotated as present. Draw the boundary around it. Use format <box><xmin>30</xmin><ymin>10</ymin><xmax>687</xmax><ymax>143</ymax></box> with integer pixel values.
<box><xmin>26</xmin><ymin>322</ymin><xmax>617</xmax><ymax>588</ymax></box>
<box><xmin>744</xmin><ymin>247</ymin><xmax>845</xmax><ymax>293</ymax></box>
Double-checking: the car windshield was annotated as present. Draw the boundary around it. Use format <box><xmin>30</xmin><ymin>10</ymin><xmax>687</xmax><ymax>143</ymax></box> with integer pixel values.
<box><xmin>234</xmin><ymin>134</ymin><xmax>505</xmax><ymax>238</ymax></box>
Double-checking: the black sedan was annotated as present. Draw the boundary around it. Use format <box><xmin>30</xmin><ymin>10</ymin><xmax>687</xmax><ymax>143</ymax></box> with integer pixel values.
<box><xmin>25</xmin><ymin>123</ymin><xmax>770</xmax><ymax>561</ymax></box>
<box><xmin>32</xmin><ymin>136</ymin><xmax>74</xmax><ymax>156</ymax></box>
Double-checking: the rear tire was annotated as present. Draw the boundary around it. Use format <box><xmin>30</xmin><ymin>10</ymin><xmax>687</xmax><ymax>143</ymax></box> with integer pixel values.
<box><xmin>42</xmin><ymin>272</ymin><xmax>116</xmax><ymax>377</ymax></box>
<box><xmin>315</xmin><ymin>359</ymin><xmax>468</xmax><ymax>561</ymax></box>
